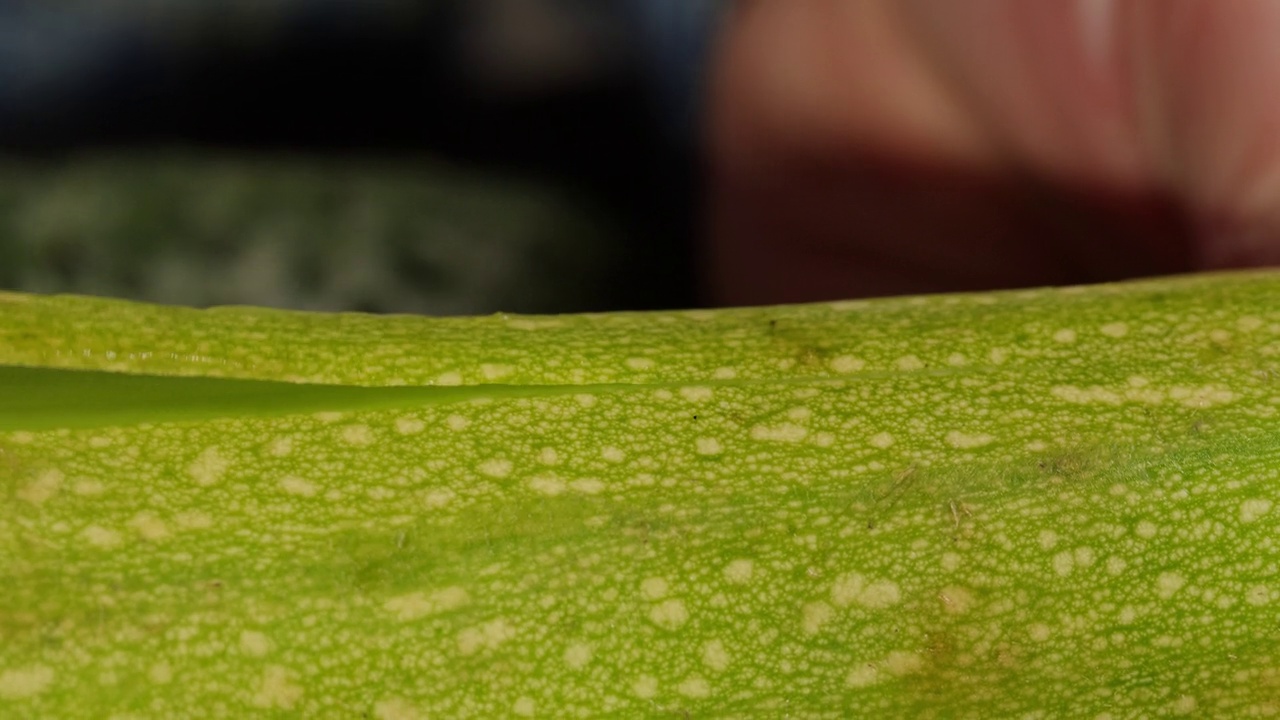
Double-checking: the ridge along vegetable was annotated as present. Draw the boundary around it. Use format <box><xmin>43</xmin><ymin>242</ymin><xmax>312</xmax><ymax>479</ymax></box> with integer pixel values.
<box><xmin>1</xmin><ymin>271</ymin><xmax>1278</xmax><ymax>718</ymax></box>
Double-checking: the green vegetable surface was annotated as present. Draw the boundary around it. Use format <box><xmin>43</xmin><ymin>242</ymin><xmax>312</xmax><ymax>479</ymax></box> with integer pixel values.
<box><xmin>1</xmin><ymin>272</ymin><xmax>1278</xmax><ymax>717</ymax></box>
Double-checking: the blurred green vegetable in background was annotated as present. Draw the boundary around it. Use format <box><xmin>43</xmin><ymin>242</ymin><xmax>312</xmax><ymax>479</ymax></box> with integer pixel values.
<box><xmin>0</xmin><ymin>153</ymin><xmax>623</xmax><ymax>315</ymax></box>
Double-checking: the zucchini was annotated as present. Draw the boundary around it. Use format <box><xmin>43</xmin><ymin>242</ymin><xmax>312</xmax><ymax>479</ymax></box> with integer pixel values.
<box><xmin>1</xmin><ymin>271</ymin><xmax>1278</xmax><ymax>717</ymax></box>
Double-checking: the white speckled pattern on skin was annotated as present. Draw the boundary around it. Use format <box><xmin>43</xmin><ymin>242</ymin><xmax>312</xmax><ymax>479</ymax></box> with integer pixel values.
<box><xmin>1</xmin><ymin>270</ymin><xmax>1279</xmax><ymax>716</ymax></box>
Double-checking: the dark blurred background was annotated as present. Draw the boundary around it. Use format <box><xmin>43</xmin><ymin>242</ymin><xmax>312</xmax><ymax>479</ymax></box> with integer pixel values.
<box><xmin>0</xmin><ymin>0</ymin><xmax>725</xmax><ymax>314</ymax></box>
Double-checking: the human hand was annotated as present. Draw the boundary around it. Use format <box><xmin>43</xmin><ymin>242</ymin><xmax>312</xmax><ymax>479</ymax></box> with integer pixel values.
<box><xmin>706</xmin><ymin>0</ymin><xmax>1280</xmax><ymax>304</ymax></box>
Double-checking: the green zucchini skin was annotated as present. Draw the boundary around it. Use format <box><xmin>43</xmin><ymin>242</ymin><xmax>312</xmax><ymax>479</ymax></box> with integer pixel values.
<box><xmin>1</xmin><ymin>272</ymin><xmax>1278</xmax><ymax>717</ymax></box>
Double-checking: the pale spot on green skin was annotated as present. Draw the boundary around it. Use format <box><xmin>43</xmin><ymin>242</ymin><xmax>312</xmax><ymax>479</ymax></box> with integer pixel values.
<box><xmin>1053</xmin><ymin>386</ymin><xmax>1124</xmax><ymax>404</ymax></box>
<box><xmin>81</xmin><ymin>525</ymin><xmax>122</xmax><ymax>549</ymax></box>
<box><xmin>563</xmin><ymin>642</ymin><xmax>593</xmax><ymax>670</ymax></box>
<box><xmin>446</xmin><ymin>415</ymin><xmax>469</xmax><ymax>431</ymax></box>
<box><xmin>945</xmin><ymin>431</ymin><xmax>994</xmax><ymax>449</ymax></box>
<box><xmin>456</xmin><ymin>619</ymin><xmax>516</xmax><ymax>655</ymax></box>
<box><xmin>1106</xmin><ymin>556</ymin><xmax>1128</xmax><ymax>576</ymax></box>
<box><xmin>723</xmin><ymin>559</ymin><xmax>754</xmax><ymax>584</ymax></box>
<box><xmin>801</xmin><ymin>601</ymin><xmax>834</xmax><ymax>635</ymax></box>
<box><xmin>1100</xmin><ymin>322</ymin><xmax>1129</xmax><ymax>338</ymax></box>
<box><xmin>787</xmin><ymin>407</ymin><xmax>812</xmax><ymax>422</ymax></box>
<box><xmin>174</xmin><ymin>511</ymin><xmax>212</xmax><ymax>530</ymax></box>
<box><xmin>384</xmin><ymin>587</ymin><xmax>470</xmax><ymax>622</ymax></box>
<box><xmin>1039</xmin><ymin>529</ymin><xmax>1059</xmax><ymax>550</ymax></box>
<box><xmin>16</xmin><ymin>468</ymin><xmax>62</xmax><ymax>505</ymax></box>
<box><xmin>1169</xmin><ymin>385</ymin><xmax>1235</xmax><ymax>408</ymax></box>
<box><xmin>341</xmin><ymin>424</ymin><xmax>374</xmax><ymax>447</ymax></box>
<box><xmin>148</xmin><ymin>662</ymin><xmax>173</xmax><ymax>685</ymax></box>
<box><xmin>1136</xmin><ymin>520</ymin><xmax>1159</xmax><ymax>539</ymax></box>
<box><xmin>855</xmin><ymin>576</ymin><xmax>896</xmax><ymax>604</ymax></box>
<box><xmin>600</xmin><ymin>446</ymin><xmax>625</xmax><ymax>463</ymax></box>
<box><xmin>128</xmin><ymin>512</ymin><xmax>170</xmax><ymax>541</ymax></box>
<box><xmin>477</xmin><ymin>459</ymin><xmax>513</xmax><ymax>478</ymax></box>
<box><xmin>280</xmin><ymin>475</ymin><xmax>318</xmax><ymax>497</ymax></box>
<box><xmin>239</xmin><ymin>630</ymin><xmax>271</xmax><ymax>657</ymax></box>
<box><xmin>1053</xmin><ymin>329</ymin><xmax>1078</xmax><ymax>343</ymax></box>
<box><xmin>626</xmin><ymin>357</ymin><xmax>654</xmax><ymax>371</ymax></box>
<box><xmin>187</xmin><ymin>446</ymin><xmax>228</xmax><ymax>486</ymax></box>
<box><xmin>394</xmin><ymin>417</ymin><xmax>424</xmax><ymax>435</ymax></box>
<box><xmin>506</xmin><ymin>317</ymin><xmax>563</xmax><ymax>331</ymax></box>
<box><xmin>1238</xmin><ymin>316</ymin><xmax>1264</xmax><ymax>332</ymax></box>
<box><xmin>938</xmin><ymin>586</ymin><xmax>975</xmax><ymax>615</ymax></box>
<box><xmin>529</xmin><ymin>476</ymin><xmax>565</xmax><ymax>496</ymax></box>
<box><xmin>1157</xmin><ymin>572</ymin><xmax>1187</xmax><ymax>600</ymax></box>
<box><xmin>0</xmin><ymin>667</ymin><xmax>54</xmax><ymax>700</ymax></box>
<box><xmin>574</xmin><ymin>394</ymin><xmax>597</xmax><ymax>407</ymax></box>
<box><xmin>829</xmin><ymin>355</ymin><xmax>865</xmax><ymax>374</ymax></box>
<box><xmin>711</xmin><ymin>366</ymin><xmax>737</xmax><ymax>380</ymax></box>
<box><xmin>480</xmin><ymin>364</ymin><xmax>513</xmax><ymax>381</ymax></box>
<box><xmin>679</xmin><ymin>386</ymin><xmax>713</xmax><ymax>402</ymax></box>
<box><xmin>313</xmin><ymin>411</ymin><xmax>344</xmax><ymax>423</ymax></box>
<box><xmin>72</xmin><ymin>479</ymin><xmax>104</xmax><ymax>496</ymax></box>
<box><xmin>1245</xmin><ymin>586</ymin><xmax>1271</xmax><ymax>606</ymax></box>
<box><xmin>569</xmin><ymin>478</ymin><xmax>605</xmax><ymax>494</ymax></box>
<box><xmin>267</xmin><ymin>435</ymin><xmax>294</xmax><ymax>456</ymax></box>
<box><xmin>1171</xmin><ymin>695</ymin><xmax>1198</xmax><ymax>715</ymax></box>
<box><xmin>1053</xmin><ymin>551</ymin><xmax>1075</xmax><ymax>577</ymax></box>
<box><xmin>702</xmin><ymin>640</ymin><xmax>730</xmax><ymax>672</ymax></box>
<box><xmin>845</xmin><ymin>664</ymin><xmax>880</xmax><ymax>689</ymax></box>
<box><xmin>632</xmin><ymin>676</ymin><xmax>658</xmax><ymax>699</ymax></box>
<box><xmin>537</xmin><ymin>447</ymin><xmax>559</xmax><ymax>465</ymax></box>
<box><xmin>940</xmin><ymin>553</ymin><xmax>961</xmax><ymax>572</ymax></box>
<box><xmin>648</xmin><ymin>599</ymin><xmax>688</xmax><ymax>630</ymax></box>
<box><xmin>895</xmin><ymin>355</ymin><xmax>925</xmax><ymax>371</ymax></box>
<box><xmin>641</xmin><ymin>577</ymin><xmax>669</xmax><ymax>601</ymax></box>
<box><xmin>512</xmin><ymin>696</ymin><xmax>536</xmax><ymax>717</ymax></box>
<box><xmin>1029</xmin><ymin>624</ymin><xmax>1052</xmax><ymax>642</ymax></box>
<box><xmin>831</xmin><ymin>574</ymin><xmax>866</xmax><ymax>607</ymax></box>
<box><xmin>846</xmin><ymin>652</ymin><xmax>924</xmax><ymax>689</ymax></box>
<box><xmin>869</xmin><ymin>432</ymin><xmax>894</xmax><ymax>449</ymax></box>
<box><xmin>946</xmin><ymin>353</ymin><xmax>967</xmax><ymax>366</ymax></box>
<box><xmin>695</xmin><ymin>437</ymin><xmax>723</xmax><ymax>455</ymax></box>
<box><xmin>828</xmin><ymin>299</ymin><xmax>868</xmax><ymax>311</ymax></box>
<box><xmin>677</xmin><ymin>675</ymin><xmax>710</xmax><ymax>699</ymax></box>
<box><xmin>419</xmin><ymin>488</ymin><xmax>454</xmax><ymax>509</ymax></box>
<box><xmin>252</xmin><ymin>665</ymin><xmax>303</xmax><ymax>710</ymax></box>
<box><xmin>832</xmin><ymin>574</ymin><xmax>901</xmax><ymax>610</ymax></box>
<box><xmin>8</xmin><ymin>431</ymin><xmax>34</xmax><ymax>444</ymax></box>
<box><xmin>436</xmin><ymin>372</ymin><xmax>463</xmax><ymax>386</ymax></box>
<box><xmin>1074</xmin><ymin>547</ymin><xmax>1097</xmax><ymax>568</ymax></box>
<box><xmin>375</xmin><ymin>697</ymin><xmax>425</xmax><ymax>720</ymax></box>
<box><xmin>1241</xmin><ymin>498</ymin><xmax>1275</xmax><ymax>523</ymax></box>
<box><xmin>884</xmin><ymin>651</ymin><xmax>924</xmax><ymax>676</ymax></box>
<box><xmin>751</xmin><ymin>423</ymin><xmax>808</xmax><ymax>443</ymax></box>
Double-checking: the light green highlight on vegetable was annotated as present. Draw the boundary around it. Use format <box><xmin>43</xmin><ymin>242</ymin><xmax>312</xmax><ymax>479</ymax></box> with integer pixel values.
<box><xmin>1</xmin><ymin>271</ymin><xmax>1279</xmax><ymax>717</ymax></box>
